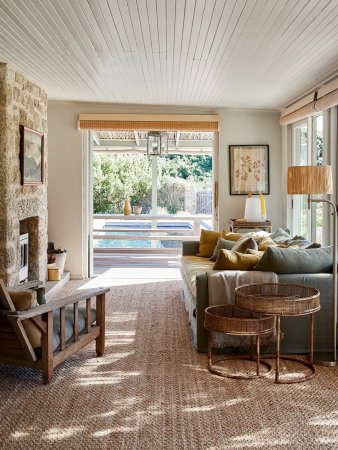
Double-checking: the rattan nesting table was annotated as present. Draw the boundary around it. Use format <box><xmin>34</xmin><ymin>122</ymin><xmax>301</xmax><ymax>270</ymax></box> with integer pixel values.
<box><xmin>204</xmin><ymin>305</ymin><xmax>275</xmax><ymax>379</ymax></box>
<box><xmin>235</xmin><ymin>283</ymin><xmax>320</xmax><ymax>384</ymax></box>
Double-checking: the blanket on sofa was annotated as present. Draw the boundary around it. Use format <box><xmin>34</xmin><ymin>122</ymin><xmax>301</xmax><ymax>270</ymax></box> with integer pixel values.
<box><xmin>207</xmin><ymin>270</ymin><xmax>278</xmax><ymax>348</ymax></box>
<box><xmin>207</xmin><ymin>270</ymin><xmax>278</xmax><ymax>306</ymax></box>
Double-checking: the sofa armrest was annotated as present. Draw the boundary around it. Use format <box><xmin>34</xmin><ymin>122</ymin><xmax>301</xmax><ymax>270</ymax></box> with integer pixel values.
<box><xmin>182</xmin><ymin>240</ymin><xmax>200</xmax><ymax>256</ymax></box>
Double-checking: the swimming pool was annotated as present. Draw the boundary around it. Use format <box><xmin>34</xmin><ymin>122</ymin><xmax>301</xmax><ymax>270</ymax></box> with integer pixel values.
<box><xmin>94</xmin><ymin>221</ymin><xmax>193</xmax><ymax>249</ymax></box>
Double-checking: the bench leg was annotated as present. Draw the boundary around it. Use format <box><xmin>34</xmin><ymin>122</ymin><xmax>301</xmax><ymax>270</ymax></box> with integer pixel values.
<box><xmin>42</xmin><ymin>311</ymin><xmax>54</xmax><ymax>384</ymax></box>
<box><xmin>95</xmin><ymin>293</ymin><xmax>106</xmax><ymax>356</ymax></box>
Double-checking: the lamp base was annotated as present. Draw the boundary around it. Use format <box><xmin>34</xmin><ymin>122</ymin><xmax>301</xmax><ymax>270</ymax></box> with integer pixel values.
<box><xmin>313</xmin><ymin>352</ymin><xmax>338</xmax><ymax>367</ymax></box>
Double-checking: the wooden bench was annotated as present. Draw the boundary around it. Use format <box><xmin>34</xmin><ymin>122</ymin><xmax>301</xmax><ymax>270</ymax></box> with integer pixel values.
<box><xmin>0</xmin><ymin>279</ymin><xmax>109</xmax><ymax>383</ymax></box>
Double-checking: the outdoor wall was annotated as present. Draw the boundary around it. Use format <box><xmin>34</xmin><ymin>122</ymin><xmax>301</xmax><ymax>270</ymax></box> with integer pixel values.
<box><xmin>0</xmin><ymin>63</ymin><xmax>48</xmax><ymax>286</ymax></box>
<box><xmin>48</xmin><ymin>103</ymin><xmax>283</xmax><ymax>278</ymax></box>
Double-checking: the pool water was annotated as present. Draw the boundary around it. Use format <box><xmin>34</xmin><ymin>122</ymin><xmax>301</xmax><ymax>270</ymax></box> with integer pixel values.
<box><xmin>94</xmin><ymin>221</ymin><xmax>192</xmax><ymax>249</ymax></box>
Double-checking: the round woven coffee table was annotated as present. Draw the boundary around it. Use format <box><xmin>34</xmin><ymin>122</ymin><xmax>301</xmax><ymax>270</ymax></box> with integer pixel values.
<box><xmin>235</xmin><ymin>283</ymin><xmax>320</xmax><ymax>384</ymax></box>
<box><xmin>204</xmin><ymin>305</ymin><xmax>275</xmax><ymax>379</ymax></box>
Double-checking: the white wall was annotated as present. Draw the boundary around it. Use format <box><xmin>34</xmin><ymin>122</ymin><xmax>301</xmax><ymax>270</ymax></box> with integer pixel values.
<box><xmin>48</xmin><ymin>103</ymin><xmax>283</xmax><ymax>278</ymax></box>
<box><xmin>217</xmin><ymin>109</ymin><xmax>283</xmax><ymax>230</ymax></box>
<box><xmin>48</xmin><ymin>105</ymin><xmax>85</xmax><ymax>279</ymax></box>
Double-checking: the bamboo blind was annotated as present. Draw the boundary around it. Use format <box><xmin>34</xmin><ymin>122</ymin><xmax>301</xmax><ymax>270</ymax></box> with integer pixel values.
<box><xmin>280</xmin><ymin>88</ymin><xmax>338</xmax><ymax>126</ymax></box>
<box><xmin>78</xmin><ymin>115</ymin><xmax>219</xmax><ymax>131</ymax></box>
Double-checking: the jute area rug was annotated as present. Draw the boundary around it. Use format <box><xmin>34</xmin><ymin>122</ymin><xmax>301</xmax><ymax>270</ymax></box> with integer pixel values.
<box><xmin>0</xmin><ymin>279</ymin><xmax>337</xmax><ymax>450</ymax></box>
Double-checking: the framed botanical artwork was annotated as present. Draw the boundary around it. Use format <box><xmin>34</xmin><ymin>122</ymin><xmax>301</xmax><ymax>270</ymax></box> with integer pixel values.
<box><xmin>20</xmin><ymin>126</ymin><xmax>44</xmax><ymax>185</ymax></box>
<box><xmin>229</xmin><ymin>145</ymin><xmax>269</xmax><ymax>195</ymax></box>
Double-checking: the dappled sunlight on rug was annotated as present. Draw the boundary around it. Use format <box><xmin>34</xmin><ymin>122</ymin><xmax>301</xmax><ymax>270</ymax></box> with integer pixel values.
<box><xmin>0</xmin><ymin>279</ymin><xmax>337</xmax><ymax>449</ymax></box>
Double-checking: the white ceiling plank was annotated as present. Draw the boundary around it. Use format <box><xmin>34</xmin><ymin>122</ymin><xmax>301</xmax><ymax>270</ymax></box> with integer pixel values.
<box><xmin>136</xmin><ymin>0</ymin><xmax>159</xmax><ymax>100</ymax></box>
<box><xmin>147</xmin><ymin>0</ymin><xmax>163</xmax><ymax>100</ymax></box>
<box><xmin>175</xmin><ymin>0</ymin><xmax>196</xmax><ymax>104</ymax></box>
<box><xmin>182</xmin><ymin>0</ymin><xmax>216</xmax><ymax>104</ymax></box>
<box><xmin>165</xmin><ymin>0</ymin><xmax>176</xmax><ymax>102</ymax></box>
<box><xmin>171</xmin><ymin>0</ymin><xmax>185</xmax><ymax>104</ymax></box>
<box><xmin>179</xmin><ymin>0</ymin><xmax>206</xmax><ymax>103</ymax></box>
<box><xmin>0</xmin><ymin>4</ymin><xmax>100</xmax><ymax>98</ymax></box>
<box><xmin>126</xmin><ymin>0</ymin><xmax>152</xmax><ymax>97</ymax></box>
<box><xmin>0</xmin><ymin>0</ymin><xmax>337</xmax><ymax>108</ymax></box>
<box><xmin>156</xmin><ymin>0</ymin><xmax>167</xmax><ymax>100</ymax></box>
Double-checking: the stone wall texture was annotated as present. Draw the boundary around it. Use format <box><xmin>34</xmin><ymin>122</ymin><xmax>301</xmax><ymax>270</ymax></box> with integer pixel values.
<box><xmin>0</xmin><ymin>63</ymin><xmax>48</xmax><ymax>286</ymax></box>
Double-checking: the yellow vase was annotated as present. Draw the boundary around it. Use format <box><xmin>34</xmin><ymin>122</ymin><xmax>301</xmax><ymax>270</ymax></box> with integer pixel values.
<box><xmin>123</xmin><ymin>199</ymin><xmax>131</xmax><ymax>215</ymax></box>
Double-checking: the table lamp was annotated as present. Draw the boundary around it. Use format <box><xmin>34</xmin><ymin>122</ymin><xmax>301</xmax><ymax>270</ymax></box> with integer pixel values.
<box><xmin>244</xmin><ymin>194</ymin><xmax>267</xmax><ymax>222</ymax></box>
<box><xmin>287</xmin><ymin>165</ymin><xmax>337</xmax><ymax>366</ymax></box>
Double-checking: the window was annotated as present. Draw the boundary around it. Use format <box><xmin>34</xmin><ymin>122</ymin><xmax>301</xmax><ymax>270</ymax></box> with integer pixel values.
<box><xmin>291</xmin><ymin>113</ymin><xmax>324</xmax><ymax>241</ymax></box>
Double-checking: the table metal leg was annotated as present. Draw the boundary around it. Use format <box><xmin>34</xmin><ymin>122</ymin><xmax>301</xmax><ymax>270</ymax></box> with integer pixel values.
<box><xmin>207</xmin><ymin>330</ymin><xmax>212</xmax><ymax>369</ymax></box>
<box><xmin>256</xmin><ymin>335</ymin><xmax>260</xmax><ymax>376</ymax></box>
<box><xmin>276</xmin><ymin>316</ymin><xmax>281</xmax><ymax>383</ymax></box>
<box><xmin>274</xmin><ymin>314</ymin><xmax>315</xmax><ymax>384</ymax></box>
<box><xmin>310</xmin><ymin>313</ymin><xmax>314</xmax><ymax>365</ymax></box>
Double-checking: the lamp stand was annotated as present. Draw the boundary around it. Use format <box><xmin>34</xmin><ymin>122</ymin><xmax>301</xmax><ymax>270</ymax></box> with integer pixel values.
<box><xmin>309</xmin><ymin>195</ymin><xmax>337</xmax><ymax>366</ymax></box>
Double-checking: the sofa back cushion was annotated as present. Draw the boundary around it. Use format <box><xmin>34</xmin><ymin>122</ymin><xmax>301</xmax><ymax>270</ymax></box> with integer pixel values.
<box><xmin>213</xmin><ymin>250</ymin><xmax>261</xmax><ymax>270</ymax></box>
<box><xmin>196</xmin><ymin>230</ymin><xmax>222</xmax><ymax>258</ymax></box>
<box><xmin>232</xmin><ymin>236</ymin><xmax>258</xmax><ymax>253</ymax></box>
<box><xmin>258</xmin><ymin>237</ymin><xmax>277</xmax><ymax>251</ymax></box>
<box><xmin>209</xmin><ymin>238</ymin><xmax>234</xmax><ymax>261</ymax></box>
<box><xmin>254</xmin><ymin>246</ymin><xmax>333</xmax><ymax>274</ymax></box>
<box><xmin>222</xmin><ymin>231</ymin><xmax>245</xmax><ymax>241</ymax></box>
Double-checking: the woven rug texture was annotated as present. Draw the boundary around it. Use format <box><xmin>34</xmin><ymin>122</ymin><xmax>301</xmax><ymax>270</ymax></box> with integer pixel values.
<box><xmin>0</xmin><ymin>279</ymin><xmax>337</xmax><ymax>450</ymax></box>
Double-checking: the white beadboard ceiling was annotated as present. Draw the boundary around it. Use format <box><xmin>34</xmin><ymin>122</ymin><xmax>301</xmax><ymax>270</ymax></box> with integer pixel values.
<box><xmin>0</xmin><ymin>0</ymin><xmax>338</xmax><ymax>109</ymax></box>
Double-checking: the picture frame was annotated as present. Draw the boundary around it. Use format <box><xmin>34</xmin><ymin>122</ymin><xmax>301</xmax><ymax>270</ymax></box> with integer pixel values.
<box><xmin>229</xmin><ymin>144</ymin><xmax>269</xmax><ymax>195</ymax></box>
<box><xmin>20</xmin><ymin>125</ymin><xmax>44</xmax><ymax>185</ymax></box>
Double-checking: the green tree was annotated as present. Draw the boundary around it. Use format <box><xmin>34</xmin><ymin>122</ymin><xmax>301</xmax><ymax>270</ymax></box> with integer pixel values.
<box><xmin>93</xmin><ymin>153</ymin><xmax>212</xmax><ymax>214</ymax></box>
<box><xmin>93</xmin><ymin>154</ymin><xmax>152</xmax><ymax>213</ymax></box>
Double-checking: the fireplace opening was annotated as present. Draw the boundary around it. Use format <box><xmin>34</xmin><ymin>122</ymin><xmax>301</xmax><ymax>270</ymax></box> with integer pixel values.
<box><xmin>19</xmin><ymin>233</ymin><xmax>29</xmax><ymax>282</ymax></box>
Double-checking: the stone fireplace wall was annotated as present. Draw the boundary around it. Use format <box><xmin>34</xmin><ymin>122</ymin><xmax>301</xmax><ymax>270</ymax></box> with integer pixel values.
<box><xmin>0</xmin><ymin>63</ymin><xmax>48</xmax><ymax>286</ymax></box>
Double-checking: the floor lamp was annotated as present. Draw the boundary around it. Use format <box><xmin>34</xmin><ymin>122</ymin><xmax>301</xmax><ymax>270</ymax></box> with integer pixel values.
<box><xmin>287</xmin><ymin>165</ymin><xmax>337</xmax><ymax>367</ymax></box>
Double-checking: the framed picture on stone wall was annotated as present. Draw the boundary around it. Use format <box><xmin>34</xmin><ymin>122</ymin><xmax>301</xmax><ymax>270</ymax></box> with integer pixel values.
<box><xmin>229</xmin><ymin>144</ymin><xmax>269</xmax><ymax>195</ymax></box>
<box><xmin>20</xmin><ymin>126</ymin><xmax>44</xmax><ymax>185</ymax></box>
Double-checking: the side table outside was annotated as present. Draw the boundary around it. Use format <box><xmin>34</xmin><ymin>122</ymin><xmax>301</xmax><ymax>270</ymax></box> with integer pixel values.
<box><xmin>235</xmin><ymin>283</ymin><xmax>320</xmax><ymax>384</ymax></box>
<box><xmin>204</xmin><ymin>305</ymin><xmax>275</xmax><ymax>379</ymax></box>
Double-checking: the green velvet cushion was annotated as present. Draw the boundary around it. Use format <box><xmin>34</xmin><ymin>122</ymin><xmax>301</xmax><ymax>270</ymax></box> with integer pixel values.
<box><xmin>209</xmin><ymin>238</ymin><xmax>234</xmax><ymax>261</ymax></box>
<box><xmin>254</xmin><ymin>246</ymin><xmax>333</xmax><ymax>274</ymax></box>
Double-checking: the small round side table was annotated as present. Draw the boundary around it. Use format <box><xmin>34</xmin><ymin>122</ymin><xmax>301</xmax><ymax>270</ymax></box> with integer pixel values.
<box><xmin>235</xmin><ymin>283</ymin><xmax>320</xmax><ymax>384</ymax></box>
<box><xmin>204</xmin><ymin>305</ymin><xmax>275</xmax><ymax>379</ymax></box>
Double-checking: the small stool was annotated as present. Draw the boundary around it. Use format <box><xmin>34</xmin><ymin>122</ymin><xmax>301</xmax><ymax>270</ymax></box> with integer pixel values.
<box><xmin>204</xmin><ymin>305</ymin><xmax>275</xmax><ymax>379</ymax></box>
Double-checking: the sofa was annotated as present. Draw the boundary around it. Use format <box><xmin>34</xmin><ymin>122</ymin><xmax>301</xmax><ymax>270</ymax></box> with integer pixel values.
<box><xmin>180</xmin><ymin>234</ymin><xmax>336</xmax><ymax>354</ymax></box>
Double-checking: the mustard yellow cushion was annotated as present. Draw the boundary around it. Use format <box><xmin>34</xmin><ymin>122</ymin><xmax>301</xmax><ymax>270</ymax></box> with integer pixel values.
<box><xmin>213</xmin><ymin>250</ymin><xmax>261</xmax><ymax>270</ymax></box>
<box><xmin>9</xmin><ymin>290</ymin><xmax>42</xmax><ymax>348</ymax></box>
<box><xmin>197</xmin><ymin>229</ymin><xmax>222</xmax><ymax>257</ymax></box>
<box><xmin>245</xmin><ymin>248</ymin><xmax>265</xmax><ymax>257</ymax></box>
<box><xmin>258</xmin><ymin>237</ymin><xmax>278</xmax><ymax>251</ymax></box>
<box><xmin>222</xmin><ymin>231</ymin><xmax>245</xmax><ymax>242</ymax></box>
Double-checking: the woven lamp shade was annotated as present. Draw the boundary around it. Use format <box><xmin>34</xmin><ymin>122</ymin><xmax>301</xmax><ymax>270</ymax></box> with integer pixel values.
<box><xmin>287</xmin><ymin>165</ymin><xmax>333</xmax><ymax>195</ymax></box>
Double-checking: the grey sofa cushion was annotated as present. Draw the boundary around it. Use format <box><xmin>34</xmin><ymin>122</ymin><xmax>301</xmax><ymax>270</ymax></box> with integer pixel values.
<box><xmin>52</xmin><ymin>306</ymin><xmax>96</xmax><ymax>351</ymax></box>
<box><xmin>232</xmin><ymin>236</ymin><xmax>258</xmax><ymax>253</ymax></box>
<box><xmin>254</xmin><ymin>246</ymin><xmax>333</xmax><ymax>274</ymax></box>
<box><xmin>209</xmin><ymin>238</ymin><xmax>234</xmax><ymax>261</ymax></box>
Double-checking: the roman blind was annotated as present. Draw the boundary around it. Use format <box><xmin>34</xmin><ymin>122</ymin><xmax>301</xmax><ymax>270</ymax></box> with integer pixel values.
<box><xmin>280</xmin><ymin>80</ymin><xmax>338</xmax><ymax>126</ymax></box>
<box><xmin>78</xmin><ymin>114</ymin><xmax>219</xmax><ymax>132</ymax></box>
